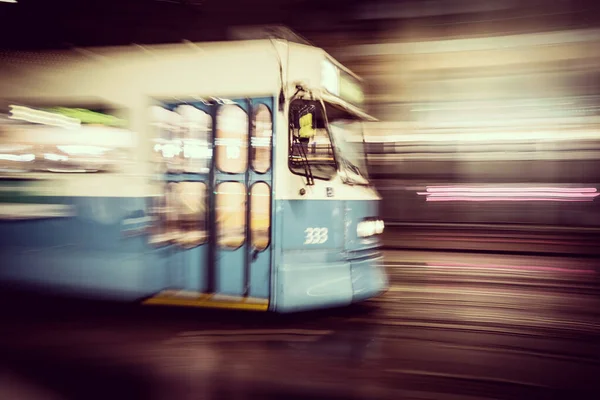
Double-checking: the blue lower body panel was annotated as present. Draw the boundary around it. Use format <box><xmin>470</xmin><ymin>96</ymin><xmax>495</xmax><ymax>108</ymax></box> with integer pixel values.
<box><xmin>0</xmin><ymin>196</ymin><xmax>182</xmax><ymax>302</ymax></box>
<box><xmin>0</xmin><ymin>247</ymin><xmax>151</xmax><ymax>301</ymax></box>
<box><xmin>350</xmin><ymin>256</ymin><xmax>389</xmax><ymax>302</ymax></box>
<box><xmin>275</xmin><ymin>260</ymin><xmax>354</xmax><ymax>312</ymax></box>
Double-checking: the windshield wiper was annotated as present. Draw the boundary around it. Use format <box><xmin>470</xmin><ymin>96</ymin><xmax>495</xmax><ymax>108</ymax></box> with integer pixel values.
<box><xmin>338</xmin><ymin>157</ymin><xmax>369</xmax><ymax>186</ymax></box>
<box><xmin>291</xmin><ymin>136</ymin><xmax>314</xmax><ymax>186</ymax></box>
<box><xmin>338</xmin><ymin>155</ymin><xmax>362</xmax><ymax>177</ymax></box>
<box><xmin>344</xmin><ymin>159</ymin><xmax>361</xmax><ymax>176</ymax></box>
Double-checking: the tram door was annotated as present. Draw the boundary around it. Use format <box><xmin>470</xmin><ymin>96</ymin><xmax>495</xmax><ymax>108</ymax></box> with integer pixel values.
<box><xmin>149</xmin><ymin>98</ymin><xmax>273</xmax><ymax>306</ymax></box>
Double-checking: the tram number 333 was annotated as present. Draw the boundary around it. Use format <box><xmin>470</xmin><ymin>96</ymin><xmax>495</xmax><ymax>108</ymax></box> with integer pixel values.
<box><xmin>304</xmin><ymin>227</ymin><xmax>329</xmax><ymax>245</ymax></box>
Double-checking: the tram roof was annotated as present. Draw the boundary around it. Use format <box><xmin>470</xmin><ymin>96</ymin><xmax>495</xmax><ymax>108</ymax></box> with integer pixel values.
<box><xmin>0</xmin><ymin>39</ymin><xmax>366</xmax><ymax>114</ymax></box>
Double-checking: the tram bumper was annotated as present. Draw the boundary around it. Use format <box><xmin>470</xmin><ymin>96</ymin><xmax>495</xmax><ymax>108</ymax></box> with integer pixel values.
<box><xmin>273</xmin><ymin>252</ymin><xmax>388</xmax><ymax>313</ymax></box>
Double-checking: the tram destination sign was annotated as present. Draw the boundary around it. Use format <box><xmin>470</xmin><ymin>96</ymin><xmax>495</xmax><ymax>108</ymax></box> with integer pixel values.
<box><xmin>321</xmin><ymin>59</ymin><xmax>365</xmax><ymax>108</ymax></box>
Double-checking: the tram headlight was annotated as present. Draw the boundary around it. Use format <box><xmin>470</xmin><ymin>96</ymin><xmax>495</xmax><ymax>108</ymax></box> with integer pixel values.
<box><xmin>357</xmin><ymin>219</ymin><xmax>385</xmax><ymax>238</ymax></box>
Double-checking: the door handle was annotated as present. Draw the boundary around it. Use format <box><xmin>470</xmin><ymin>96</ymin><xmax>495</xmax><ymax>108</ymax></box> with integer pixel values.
<box><xmin>251</xmin><ymin>248</ymin><xmax>260</xmax><ymax>262</ymax></box>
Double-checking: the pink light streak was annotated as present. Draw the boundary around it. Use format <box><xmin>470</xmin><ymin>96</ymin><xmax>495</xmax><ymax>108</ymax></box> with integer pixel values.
<box><xmin>418</xmin><ymin>185</ymin><xmax>599</xmax><ymax>202</ymax></box>
<box><xmin>427</xmin><ymin>197</ymin><xmax>594</xmax><ymax>202</ymax></box>
<box><xmin>425</xmin><ymin>186</ymin><xmax>598</xmax><ymax>193</ymax></box>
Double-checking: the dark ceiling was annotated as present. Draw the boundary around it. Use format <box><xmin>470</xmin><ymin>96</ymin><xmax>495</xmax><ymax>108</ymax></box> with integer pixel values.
<box><xmin>0</xmin><ymin>0</ymin><xmax>372</xmax><ymax>50</ymax></box>
<box><xmin>0</xmin><ymin>0</ymin><xmax>598</xmax><ymax>50</ymax></box>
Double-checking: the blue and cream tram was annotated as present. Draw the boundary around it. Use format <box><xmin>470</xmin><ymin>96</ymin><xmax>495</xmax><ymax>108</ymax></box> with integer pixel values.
<box><xmin>0</xmin><ymin>38</ymin><xmax>388</xmax><ymax>312</ymax></box>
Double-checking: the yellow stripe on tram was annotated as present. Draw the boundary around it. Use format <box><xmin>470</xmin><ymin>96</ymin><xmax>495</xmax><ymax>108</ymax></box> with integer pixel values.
<box><xmin>142</xmin><ymin>290</ymin><xmax>269</xmax><ymax>311</ymax></box>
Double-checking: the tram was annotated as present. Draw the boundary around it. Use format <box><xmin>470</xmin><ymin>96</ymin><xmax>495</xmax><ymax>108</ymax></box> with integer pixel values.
<box><xmin>0</xmin><ymin>36</ymin><xmax>388</xmax><ymax>312</ymax></box>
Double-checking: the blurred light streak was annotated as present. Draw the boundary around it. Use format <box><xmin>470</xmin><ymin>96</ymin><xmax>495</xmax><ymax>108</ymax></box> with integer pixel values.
<box><xmin>364</xmin><ymin>128</ymin><xmax>600</xmax><ymax>143</ymax></box>
<box><xmin>177</xmin><ymin>329</ymin><xmax>333</xmax><ymax>337</ymax></box>
<box><xmin>0</xmin><ymin>153</ymin><xmax>34</xmax><ymax>162</ymax></box>
<box><xmin>340</xmin><ymin>28</ymin><xmax>600</xmax><ymax>57</ymax></box>
<box><xmin>418</xmin><ymin>186</ymin><xmax>599</xmax><ymax>202</ymax></box>
<box><xmin>427</xmin><ymin>262</ymin><xmax>595</xmax><ymax>275</ymax></box>
<box><xmin>424</xmin><ymin>236</ymin><xmax>587</xmax><ymax>245</ymax></box>
<box><xmin>56</xmin><ymin>145</ymin><xmax>109</xmax><ymax>156</ymax></box>
<box><xmin>426</xmin><ymin>187</ymin><xmax>598</xmax><ymax>193</ymax></box>
<box><xmin>43</xmin><ymin>153</ymin><xmax>68</xmax><ymax>162</ymax></box>
<box><xmin>9</xmin><ymin>106</ymin><xmax>81</xmax><ymax>130</ymax></box>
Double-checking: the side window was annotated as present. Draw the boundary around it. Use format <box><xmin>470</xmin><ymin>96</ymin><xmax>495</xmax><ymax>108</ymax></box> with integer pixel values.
<box><xmin>289</xmin><ymin>100</ymin><xmax>337</xmax><ymax>180</ymax></box>
<box><xmin>148</xmin><ymin>181</ymin><xmax>207</xmax><ymax>248</ymax></box>
<box><xmin>251</xmin><ymin>104</ymin><xmax>272</xmax><ymax>173</ymax></box>
<box><xmin>250</xmin><ymin>182</ymin><xmax>271</xmax><ymax>251</ymax></box>
<box><xmin>1</xmin><ymin>104</ymin><xmax>130</xmax><ymax>174</ymax></box>
<box><xmin>166</xmin><ymin>182</ymin><xmax>181</xmax><ymax>239</ymax></box>
<box><xmin>150</xmin><ymin>105</ymin><xmax>183</xmax><ymax>173</ymax></box>
<box><xmin>216</xmin><ymin>105</ymin><xmax>248</xmax><ymax>174</ymax></box>
<box><xmin>216</xmin><ymin>181</ymin><xmax>246</xmax><ymax>249</ymax></box>
<box><xmin>148</xmin><ymin>182</ymin><xmax>179</xmax><ymax>246</ymax></box>
<box><xmin>148</xmin><ymin>184</ymin><xmax>169</xmax><ymax>246</ymax></box>
<box><xmin>173</xmin><ymin>182</ymin><xmax>207</xmax><ymax>248</ymax></box>
<box><xmin>175</xmin><ymin>105</ymin><xmax>212</xmax><ymax>174</ymax></box>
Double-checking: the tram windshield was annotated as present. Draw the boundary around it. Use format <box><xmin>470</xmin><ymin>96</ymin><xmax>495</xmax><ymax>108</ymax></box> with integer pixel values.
<box><xmin>288</xmin><ymin>98</ymin><xmax>370</xmax><ymax>185</ymax></box>
<box><xmin>289</xmin><ymin>99</ymin><xmax>337</xmax><ymax>181</ymax></box>
<box><xmin>327</xmin><ymin>104</ymin><xmax>370</xmax><ymax>186</ymax></box>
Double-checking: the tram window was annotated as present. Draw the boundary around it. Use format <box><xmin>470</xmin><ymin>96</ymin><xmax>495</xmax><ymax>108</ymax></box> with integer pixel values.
<box><xmin>148</xmin><ymin>181</ymin><xmax>208</xmax><ymax>247</ymax></box>
<box><xmin>166</xmin><ymin>182</ymin><xmax>181</xmax><ymax>239</ymax></box>
<box><xmin>148</xmin><ymin>182</ymin><xmax>179</xmax><ymax>246</ymax></box>
<box><xmin>288</xmin><ymin>100</ymin><xmax>337</xmax><ymax>180</ymax></box>
<box><xmin>216</xmin><ymin>105</ymin><xmax>248</xmax><ymax>174</ymax></box>
<box><xmin>175</xmin><ymin>105</ymin><xmax>212</xmax><ymax>174</ymax></box>
<box><xmin>216</xmin><ymin>181</ymin><xmax>246</xmax><ymax>249</ymax></box>
<box><xmin>148</xmin><ymin>186</ymin><xmax>169</xmax><ymax>246</ymax></box>
<box><xmin>1</xmin><ymin>104</ymin><xmax>131</xmax><ymax>174</ymax></box>
<box><xmin>150</xmin><ymin>105</ymin><xmax>184</xmax><ymax>173</ymax></box>
<box><xmin>251</xmin><ymin>105</ymin><xmax>272</xmax><ymax>173</ymax></box>
<box><xmin>250</xmin><ymin>182</ymin><xmax>271</xmax><ymax>251</ymax></box>
<box><xmin>173</xmin><ymin>182</ymin><xmax>208</xmax><ymax>248</ymax></box>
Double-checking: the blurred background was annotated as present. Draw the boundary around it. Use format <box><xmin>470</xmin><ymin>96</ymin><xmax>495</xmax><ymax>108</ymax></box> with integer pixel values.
<box><xmin>2</xmin><ymin>1</ymin><xmax>600</xmax><ymax>399</ymax></box>
<box><xmin>7</xmin><ymin>0</ymin><xmax>600</xmax><ymax>252</ymax></box>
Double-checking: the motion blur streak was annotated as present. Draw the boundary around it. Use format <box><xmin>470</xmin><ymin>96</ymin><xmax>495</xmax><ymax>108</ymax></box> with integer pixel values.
<box><xmin>426</xmin><ymin>197</ymin><xmax>595</xmax><ymax>202</ymax></box>
<box><xmin>425</xmin><ymin>187</ymin><xmax>599</xmax><ymax>193</ymax></box>
<box><xmin>2</xmin><ymin>0</ymin><xmax>600</xmax><ymax>398</ymax></box>
<box><xmin>423</xmin><ymin>262</ymin><xmax>595</xmax><ymax>274</ymax></box>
